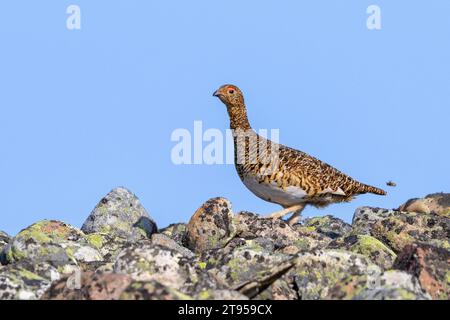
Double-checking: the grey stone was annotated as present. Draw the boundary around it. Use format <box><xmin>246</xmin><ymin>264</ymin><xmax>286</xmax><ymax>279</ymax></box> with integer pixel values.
<box><xmin>81</xmin><ymin>187</ymin><xmax>157</xmax><ymax>242</ymax></box>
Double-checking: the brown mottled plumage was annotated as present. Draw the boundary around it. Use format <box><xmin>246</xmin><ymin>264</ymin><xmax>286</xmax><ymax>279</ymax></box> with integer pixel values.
<box><xmin>213</xmin><ymin>84</ymin><xmax>386</xmax><ymax>225</ymax></box>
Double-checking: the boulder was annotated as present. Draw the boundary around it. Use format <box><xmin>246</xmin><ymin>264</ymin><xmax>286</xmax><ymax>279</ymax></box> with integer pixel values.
<box><xmin>2</xmin><ymin>220</ymin><xmax>102</xmax><ymax>270</ymax></box>
<box><xmin>370</xmin><ymin>212</ymin><xmax>449</xmax><ymax>252</ymax></box>
<box><xmin>352</xmin><ymin>207</ymin><xmax>397</xmax><ymax>235</ymax></box>
<box><xmin>302</xmin><ymin>215</ymin><xmax>352</xmax><ymax>239</ymax></box>
<box><xmin>0</xmin><ymin>230</ymin><xmax>10</xmax><ymax>249</ymax></box>
<box><xmin>352</xmin><ymin>207</ymin><xmax>450</xmax><ymax>252</ymax></box>
<box><xmin>393</xmin><ymin>243</ymin><xmax>450</xmax><ymax>300</ymax></box>
<box><xmin>200</xmin><ymin>239</ymin><xmax>296</xmax><ymax>298</ymax></box>
<box><xmin>113</xmin><ymin>242</ymin><xmax>219</xmax><ymax>296</ymax></box>
<box><xmin>195</xmin><ymin>289</ymin><xmax>249</xmax><ymax>300</ymax></box>
<box><xmin>290</xmin><ymin>250</ymin><xmax>381</xmax><ymax>300</ymax></box>
<box><xmin>159</xmin><ymin>223</ymin><xmax>187</xmax><ymax>246</ymax></box>
<box><xmin>119</xmin><ymin>280</ymin><xmax>192</xmax><ymax>300</ymax></box>
<box><xmin>236</xmin><ymin>212</ymin><xmax>329</xmax><ymax>252</ymax></box>
<box><xmin>185</xmin><ymin>198</ymin><xmax>236</xmax><ymax>253</ymax></box>
<box><xmin>81</xmin><ymin>187</ymin><xmax>157</xmax><ymax>242</ymax></box>
<box><xmin>398</xmin><ymin>193</ymin><xmax>450</xmax><ymax>216</ymax></box>
<box><xmin>42</xmin><ymin>271</ymin><xmax>191</xmax><ymax>300</ymax></box>
<box><xmin>42</xmin><ymin>271</ymin><xmax>132</xmax><ymax>300</ymax></box>
<box><xmin>0</xmin><ymin>230</ymin><xmax>11</xmax><ymax>264</ymax></box>
<box><xmin>333</xmin><ymin>270</ymin><xmax>430</xmax><ymax>300</ymax></box>
<box><xmin>327</xmin><ymin>234</ymin><xmax>397</xmax><ymax>269</ymax></box>
<box><xmin>0</xmin><ymin>260</ymin><xmax>60</xmax><ymax>300</ymax></box>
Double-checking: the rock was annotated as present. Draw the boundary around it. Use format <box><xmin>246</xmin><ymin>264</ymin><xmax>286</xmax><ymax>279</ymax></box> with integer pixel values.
<box><xmin>81</xmin><ymin>187</ymin><xmax>157</xmax><ymax>242</ymax></box>
<box><xmin>3</xmin><ymin>220</ymin><xmax>103</xmax><ymax>270</ymax></box>
<box><xmin>236</xmin><ymin>212</ymin><xmax>328</xmax><ymax>252</ymax></box>
<box><xmin>42</xmin><ymin>271</ymin><xmax>132</xmax><ymax>300</ymax></box>
<box><xmin>150</xmin><ymin>233</ymin><xmax>195</xmax><ymax>258</ymax></box>
<box><xmin>398</xmin><ymin>193</ymin><xmax>450</xmax><ymax>217</ymax></box>
<box><xmin>302</xmin><ymin>215</ymin><xmax>352</xmax><ymax>239</ymax></box>
<box><xmin>291</xmin><ymin>250</ymin><xmax>381</xmax><ymax>300</ymax></box>
<box><xmin>195</xmin><ymin>289</ymin><xmax>249</xmax><ymax>300</ymax></box>
<box><xmin>253</xmin><ymin>278</ymin><xmax>298</xmax><ymax>300</ymax></box>
<box><xmin>352</xmin><ymin>207</ymin><xmax>397</xmax><ymax>235</ymax></box>
<box><xmin>393</xmin><ymin>243</ymin><xmax>450</xmax><ymax>300</ymax></box>
<box><xmin>334</xmin><ymin>270</ymin><xmax>430</xmax><ymax>300</ymax></box>
<box><xmin>159</xmin><ymin>223</ymin><xmax>187</xmax><ymax>246</ymax></box>
<box><xmin>0</xmin><ymin>231</ymin><xmax>10</xmax><ymax>264</ymax></box>
<box><xmin>114</xmin><ymin>243</ymin><xmax>192</xmax><ymax>288</ymax></box>
<box><xmin>0</xmin><ymin>230</ymin><xmax>10</xmax><ymax>248</ymax></box>
<box><xmin>352</xmin><ymin>207</ymin><xmax>450</xmax><ymax>252</ymax></box>
<box><xmin>327</xmin><ymin>234</ymin><xmax>397</xmax><ymax>270</ymax></box>
<box><xmin>0</xmin><ymin>190</ymin><xmax>448</xmax><ymax>300</ymax></box>
<box><xmin>0</xmin><ymin>260</ymin><xmax>60</xmax><ymax>300</ymax></box>
<box><xmin>84</xmin><ymin>232</ymin><xmax>128</xmax><ymax>263</ymax></box>
<box><xmin>113</xmin><ymin>242</ymin><xmax>215</xmax><ymax>296</ymax></box>
<box><xmin>236</xmin><ymin>212</ymin><xmax>297</xmax><ymax>247</ymax></box>
<box><xmin>201</xmin><ymin>239</ymin><xmax>296</xmax><ymax>298</ymax></box>
<box><xmin>354</xmin><ymin>287</ymin><xmax>427</xmax><ymax>300</ymax></box>
<box><xmin>370</xmin><ymin>212</ymin><xmax>450</xmax><ymax>253</ymax></box>
<box><xmin>119</xmin><ymin>280</ymin><xmax>192</xmax><ymax>300</ymax></box>
<box><xmin>185</xmin><ymin>197</ymin><xmax>236</xmax><ymax>253</ymax></box>
<box><xmin>42</xmin><ymin>271</ymin><xmax>192</xmax><ymax>300</ymax></box>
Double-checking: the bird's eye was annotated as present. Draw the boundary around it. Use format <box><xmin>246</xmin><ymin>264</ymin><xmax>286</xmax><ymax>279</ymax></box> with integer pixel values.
<box><xmin>228</xmin><ymin>89</ymin><xmax>235</xmax><ymax>94</ymax></box>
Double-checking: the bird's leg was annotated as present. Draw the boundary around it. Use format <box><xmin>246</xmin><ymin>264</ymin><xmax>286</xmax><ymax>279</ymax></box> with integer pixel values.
<box><xmin>287</xmin><ymin>205</ymin><xmax>306</xmax><ymax>226</ymax></box>
<box><xmin>264</xmin><ymin>204</ymin><xmax>305</xmax><ymax>220</ymax></box>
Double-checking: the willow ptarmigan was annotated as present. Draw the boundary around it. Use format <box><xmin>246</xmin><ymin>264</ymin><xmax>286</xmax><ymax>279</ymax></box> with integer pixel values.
<box><xmin>213</xmin><ymin>84</ymin><xmax>386</xmax><ymax>226</ymax></box>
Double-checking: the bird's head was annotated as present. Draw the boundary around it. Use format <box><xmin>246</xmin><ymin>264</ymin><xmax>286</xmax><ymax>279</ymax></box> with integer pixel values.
<box><xmin>212</xmin><ymin>84</ymin><xmax>244</xmax><ymax>107</ymax></box>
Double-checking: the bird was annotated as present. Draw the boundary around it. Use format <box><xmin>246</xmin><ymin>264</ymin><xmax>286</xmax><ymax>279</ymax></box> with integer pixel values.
<box><xmin>212</xmin><ymin>84</ymin><xmax>386</xmax><ymax>226</ymax></box>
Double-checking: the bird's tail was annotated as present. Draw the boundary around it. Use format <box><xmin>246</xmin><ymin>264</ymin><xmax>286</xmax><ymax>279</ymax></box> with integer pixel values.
<box><xmin>359</xmin><ymin>183</ymin><xmax>387</xmax><ymax>196</ymax></box>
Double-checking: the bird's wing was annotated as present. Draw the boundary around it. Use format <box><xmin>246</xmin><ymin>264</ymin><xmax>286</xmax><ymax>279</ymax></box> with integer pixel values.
<box><xmin>276</xmin><ymin>144</ymin><xmax>360</xmax><ymax>196</ymax></box>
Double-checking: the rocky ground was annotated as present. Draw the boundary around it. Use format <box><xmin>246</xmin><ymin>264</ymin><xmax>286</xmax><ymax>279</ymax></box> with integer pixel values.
<box><xmin>0</xmin><ymin>188</ymin><xmax>448</xmax><ymax>300</ymax></box>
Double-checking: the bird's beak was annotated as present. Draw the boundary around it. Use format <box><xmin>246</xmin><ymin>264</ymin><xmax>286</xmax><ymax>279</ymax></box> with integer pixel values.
<box><xmin>212</xmin><ymin>90</ymin><xmax>220</xmax><ymax>97</ymax></box>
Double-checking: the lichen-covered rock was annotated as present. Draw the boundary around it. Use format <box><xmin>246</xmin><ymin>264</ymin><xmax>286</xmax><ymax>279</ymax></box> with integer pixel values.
<box><xmin>236</xmin><ymin>212</ymin><xmax>328</xmax><ymax>251</ymax></box>
<box><xmin>185</xmin><ymin>198</ymin><xmax>236</xmax><ymax>253</ymax></box>
<box><xmin>195</xmin><ymin>289</ymin><xmax>249</xmax><ymax>300</ymax></box>
<box><xmin>3</xmin><ymin>220</ymin><xmax>103</xmax><ymax>270</ymax></box>
<box><xmin>113</xmin><ymin>242</ymin><xmax>216</xmax><ymax>297</ymax></box>
<box><xmin>291</xmin><ymin>250</ymin><xmax>381</xmax><ymax>300</ymax></box>
<box><xmin>352</xmin><ymin>207</ymin><xmax>450</xmax><ymax>252</ymax></box>
<box><xmin>84</xmin><ymin>232</ymin><xmax>128</xmax><ymax>263</ymax></box>
<box><xmin>81</xmin><ymin>187</ymin><xmax>157</xmax><ymax>242</ymax></box>
<box><xmin>150</xmin><ymin>233</ymin><xmax>194</xmax><ymax>258</ymax></box>
<box><xmin>303</xmin><ymin>215</ymin><xmax>352</xmax><ymax>239</ymax></box>
<box><xmin>119</xmin><ymin>280</ymin><xmax>192</xmax><ymax>300</ymax></box>
<box><xmin>114</xmin><ymin>243</ymin><xmax>192</xmax><ymax>288</ymax></box>
<box><xmin>398</xmin><ymin>193</ymin><xmax>450</xmax><ymax>217</ymax></box>
<box><xmin>327</xmin><ymin>235</ymin><xmax>397</xmax><ymax>269</ymax></box>
<box><xmin>393</xmin><ymin>243</ymin><xmax>450</xmax><ymax>300</ymax></box>
<box><xmin>253</xmin><ymin>277</ymin><xmax>298</xmax><ymax>300</ymax></box>
<box><xmin>0</xmin><ymin>230</ymin><xmax>10</xmax><ymax>248</ymax></box>
<box><xmin>201</xmin><ymin>239</ymin><xmax>296</xmax><ymax>298</ymax></box>
<box><xmin>352</xmin><ymin>207</ymin><xmax>397</xmax><ymax>235</ymax></box>
<box><xmin>330</xmin><ymin>270</ymin><xmax>430</xmax><ymax>300</ymax></box>
<box><xmin>159</xmin><ymin>223</ymin><xmax>187</xmax><ymax>246</ymax></box>
<box><xmin>370</xmin><ymin>212</ymin><xmax>450</xmax><ymax>252</ymax></box>
<box><xmin>0</xmin><ymin>230</ymin><xmax>10</xmax><ymax>264</ymax></box>
<box><xmin>42</xmin><ymin>271</ymin><xmax>132</xmax><ymax>300</ymax></box>
<box><xmin>236</xmin><ymin>212</ymin><xmax>297</xmax><ymax>247</ymax></box>
<box><xmin>0</xmin><ymin>260</ymin><xmax>60</xmax><ymax>300</ymax></box>
<box><xmin>1</xmin><ymin>189</ymin><xmax>448</xmax><ymax>300</ymax></box>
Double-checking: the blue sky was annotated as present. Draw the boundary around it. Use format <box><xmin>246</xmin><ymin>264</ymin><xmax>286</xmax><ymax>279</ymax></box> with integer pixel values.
<box><xmin>0</xmin><ymin>1</ymin><xmax>449</xmax><ymax>235</ymax></box>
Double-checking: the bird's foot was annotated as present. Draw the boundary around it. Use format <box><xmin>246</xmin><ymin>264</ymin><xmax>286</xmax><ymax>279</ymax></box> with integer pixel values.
<box><xmin>263</xmin><ymin>204</ymin><xmax>304</xmax><ymax>220</ymax></box>
<box><xmin>287</xmin><ymin>213</ymin><xmax>301</xmax><ymax>226</ymax></box>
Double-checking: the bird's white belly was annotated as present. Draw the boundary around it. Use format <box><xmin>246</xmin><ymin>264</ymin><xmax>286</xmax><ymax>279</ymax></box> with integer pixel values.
<box><xmin>242</xmin><ymin>176</ymin><xmax>307</xmax><ymax>207</ymax></box>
